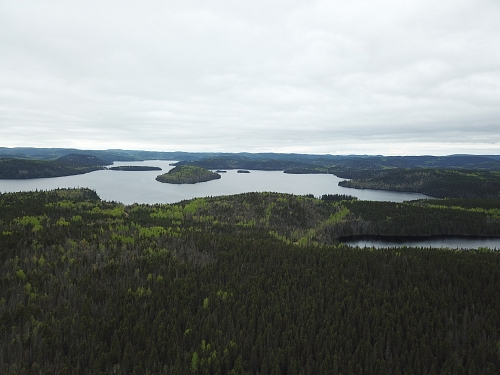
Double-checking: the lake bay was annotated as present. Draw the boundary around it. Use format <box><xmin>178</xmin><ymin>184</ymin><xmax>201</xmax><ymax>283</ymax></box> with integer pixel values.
<box><xmin>0</xmin><ymin>160</ymin><xmax>430</xmax><ymax>204</ymax></box>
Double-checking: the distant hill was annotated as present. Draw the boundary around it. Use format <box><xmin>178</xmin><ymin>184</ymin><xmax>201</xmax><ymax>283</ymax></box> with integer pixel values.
<box><xmin>0</xmin><ymin>157</ymin><xmax>104</xmax><ymax>179</ymax></box>
<box><xmin>174</xmin><ymin>156</ymin><xmax>314</xmax><ymax>171</ymax></box>
<box><xmin>56</xmin><ymin>154</ymin><xmax>109</xmax><ymax>167</ymax></box>
<box><xmin>338</xmin><ymin>168</ymin><xmax>500</xmax><ymax>199</ymax></box>
<box><xmin>1</xmin><ymin>147</ymin><xmax>500</xmax><ymax>173</ymax></box>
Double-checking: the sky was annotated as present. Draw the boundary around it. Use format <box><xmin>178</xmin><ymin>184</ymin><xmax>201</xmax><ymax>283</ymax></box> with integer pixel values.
<box><xmin>1</xmin><ymin>0</ymin><xmax>500</xmax><ymax>155</ymax></box>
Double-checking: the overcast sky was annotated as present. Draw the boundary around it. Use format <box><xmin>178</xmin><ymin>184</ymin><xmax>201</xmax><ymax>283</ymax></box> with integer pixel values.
<box><xmin>1</xmin><ymin>0</ymin><xmax>500</xmax><ymax>155</ymax></box>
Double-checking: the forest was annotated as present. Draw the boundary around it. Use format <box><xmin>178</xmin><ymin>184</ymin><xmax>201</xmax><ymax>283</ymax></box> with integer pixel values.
<box><xmin>174</xmin><ymin>154</ymin><xmax>500</xmax><ymax>173</ymax></box>
<box><xmin>156</xmin><ymin>166</ymin><xmax>221</xmax><ymax>184</ymax></box>
<box><xmin>0</xmin><ymin>155</ymin><xmax>108</xmax><ymax>179</ymax></box>
<box><xmin>2</xmin><ymin>147</ymin><xmax>500</xmax><ymax>172</ymax></box>
<box><xmin>338</xmin><ymin>168</ymin><xmax>500</xmax><ymax>199</ymax></box>
<box><xmin>1</xmin><ymin>188</ymin><xmax>500</xmax><ymax>374</ymax></box>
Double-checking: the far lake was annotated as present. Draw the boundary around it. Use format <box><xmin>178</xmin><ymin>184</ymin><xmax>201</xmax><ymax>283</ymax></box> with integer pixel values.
<box><xmin>0</xmin><ymin>160</ymin><xmax>430</xmax><ymax>205</ymax></box>
<box><xmin>342</xmin><ymin>236</ymin><xmax>500</xmax><ymax>250</ymax></box>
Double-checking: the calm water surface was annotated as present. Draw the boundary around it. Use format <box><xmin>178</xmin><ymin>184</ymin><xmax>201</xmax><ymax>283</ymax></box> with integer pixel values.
<box><xmin>342</xmin><ymin>236</ymin><xmax>500</xmax><ymax>250</ymax></box>
<box><xmin>0</xmin><ymin>160</ymin><xmax>430</xmax><ymax>205</ymax></box>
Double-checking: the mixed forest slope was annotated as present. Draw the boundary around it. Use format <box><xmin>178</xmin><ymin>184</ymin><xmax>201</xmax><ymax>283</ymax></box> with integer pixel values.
<box><xmin>0</xmin><ymin>154</ymin><xmax>107</xmax><ymax>179</ymax></box>
<box><xmin>338</xmin><ymin>168</ymin><xmax>500</xmax><ymax>199</ymax></box>
<box><xmin>177</xmin><ymin>154</ymin><xmax>500</xmax><ymax>174</ymax></box>
<box><xmin>1</xmin><ymin>189</ymin><xmax>500</xmax><ymax>374</ymax></box>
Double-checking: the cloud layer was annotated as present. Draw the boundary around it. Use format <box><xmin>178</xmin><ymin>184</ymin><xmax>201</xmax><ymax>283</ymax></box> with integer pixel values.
<box><xmin>1</xmin><ymin>0</ymin><xmax>500</xmax><ymax>155</ymax></box>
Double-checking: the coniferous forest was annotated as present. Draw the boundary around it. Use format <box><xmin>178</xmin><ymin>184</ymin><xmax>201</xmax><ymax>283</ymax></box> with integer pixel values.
<box><xmin>1</xmin><ymin>189</ymin><xmax>500</xmax><ymax>374</ymax></box>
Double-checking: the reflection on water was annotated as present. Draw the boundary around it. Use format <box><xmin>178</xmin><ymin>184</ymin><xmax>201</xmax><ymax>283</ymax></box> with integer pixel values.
<box><xmin>0</xmin><ymin>160</ymin><xmax>431</xmax><ymax>205</ymax></box>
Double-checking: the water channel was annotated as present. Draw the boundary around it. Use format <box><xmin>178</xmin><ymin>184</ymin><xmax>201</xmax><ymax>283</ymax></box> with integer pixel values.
<box><xmin>0</xmin><ymin>160</ymin><xmax>430</xmax><ymax>205</ymax></box>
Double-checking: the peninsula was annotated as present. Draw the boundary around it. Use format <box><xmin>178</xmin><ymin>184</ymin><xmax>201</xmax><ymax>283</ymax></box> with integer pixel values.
<box><xmin>0</xmin><ymin>154</ymin><xmax>108</xmax><ymax>179</ymax></box>
<box><xmin>156</xmin><ymin>165</ymin><xmax>221</xmax><ymax>184</ymax></box>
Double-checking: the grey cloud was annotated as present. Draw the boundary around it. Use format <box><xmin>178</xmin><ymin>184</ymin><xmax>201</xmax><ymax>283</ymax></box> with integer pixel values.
<box><xmin>1</xmin><ymin>0</ymin><xmax>499</xmax><ymax>155</ymax></box>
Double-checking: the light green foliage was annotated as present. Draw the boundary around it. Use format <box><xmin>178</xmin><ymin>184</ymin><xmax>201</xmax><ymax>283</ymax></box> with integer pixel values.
<box><xmin>38</xmin><ymin>255</ymin><xmax>46</xmax><ymax>266</ymax></box>
<box><xmin>111</xmin><ymin>233</ymin><xmax>135</xmax><ymax>244</ymax></box>
<box><xmin>15</xmin><ymin>216</ymin><xmax>41</xmax><ymax>226</ymax></box>
<box><xmin>71</xmin><ymin>215</ymin><xmax>82</xmax><ymax>222</ymax></box>
<box><xmin>115</xmin><ymin>224</ymin><xmax>129</xmax><ymax>232</ymax></box>
<box><xmin>203</xmin><ymin>297</ymin><xmax>209</xmax><ymax>309</ymax></box>
<box><xmin>325</xmin><ymin>207</ymin><xmax>350</xmax><ymax>224</ymax></box>
<box><xmin>236</xmin><ymin>219</ymin><xmax>255</xmax><ymax>228</ymax></box>
<box><xmin>101</xmin><ymin>206</ymin><xmax>125</xmax><ymax>217</ymax></box>
<box><xmin>139</xmin><ymin>226</ymin><xmax>167</xmax><ymax>238</ymax></box>
<box><xmin>150</xmin><ymin>206</ymin><xmax>184</xmax><ymax>220</ymax></box>
<box><xmin>23</xmin><ymin>282</ymin><xmax>32</xmax><ymax>294</ymax></box>
<box><xmin>269</xmin><ymin>230</ymin><xmax>291</xmax><ymax>244</ymax></box>
<box><xmin>45</xmin><ymin>200</ymin><xmax>77</xmax><ymax>209</ymax></box>
<box><xmin>128</xmin><ymin>286</ymin><xmax>152</xmax><ymax>298</ymax></box>
<box><xmin>87</xmin><ymin>205</ymin><xmax>125</xmax><ymax>218</ymax></box>
<box><xmin>144</xmin><ymin>247</ymin><xmax>169</xmax><ymax>260</ymax></box>
<box><xmin>56</xmin><ymin>218</ymin><xmax>70</xmax><ymax>226</ymax></box>
<box><xmin>16</xmin><ymin>269</ymin><xmax>26</xmax><ymax>280</ymax></box>
<box><xmin>426</xmin><ymin>204</ymin><xmax>500</xmax><ymax>218</ymax></box>
<box><xmin>184</xmin><ymin>198</ymin><xmax>208</xmax><ymax>215</ymax></box>
<box><xmin>32</xmin><ymin>224</ymin><xmax>43</xmax><ymax>232</ymax></box>
<box><xmin>216</xmin><ymin>290</ymin><xmax>232</xmax><ymax>301</ymax></box>
<box><xmin>190</xmin><ymin>352</ymin><xmax>199</xmax><ymax>373</ymax></box>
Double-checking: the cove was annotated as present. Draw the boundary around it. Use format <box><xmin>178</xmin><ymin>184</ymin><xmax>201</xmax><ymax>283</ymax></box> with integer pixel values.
<box><xmin>0</xmin><ymin>160</ymin><xmax>432</xmax><ymax>205</ymax></box>
<box><xmin>340</xmin><ymin>235</ymin><xmax>500</xmax><ymax>250</ymax></box>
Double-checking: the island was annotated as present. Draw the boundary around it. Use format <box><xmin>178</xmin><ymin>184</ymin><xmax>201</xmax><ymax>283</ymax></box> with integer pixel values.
<box><xmin>156</xmin><ymin>165</ymin><xmax>221</xmax><ymax>184</ymax></box>
<box><xmin>109</xmin><ymin>166</ymin><xmax>162</xmax><ymax>171</ymax></box>
<box><xmin>237</xmin><ymin>170</ymin><xmax>250</xmax><ymax>173</ymax></box>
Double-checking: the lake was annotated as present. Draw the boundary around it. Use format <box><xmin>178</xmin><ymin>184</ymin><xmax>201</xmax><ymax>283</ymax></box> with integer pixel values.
<box><xmin>341</xmin><ymin>235</ymin><xmax>500</xmax><ymax>250</ymax></box>
<box><xmin>0</xmin><ymin>160</ymin><xmax>431</xmax><ymax>205</ymax></box>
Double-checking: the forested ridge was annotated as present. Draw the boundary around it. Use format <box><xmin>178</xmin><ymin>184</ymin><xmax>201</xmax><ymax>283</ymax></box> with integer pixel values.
<box><xmin>0</xmin><ymin>155</ymin><xmax>108</xmax><ymax>179</ymax></box>
<box><xmin>338</xmin><ymin>169</ymin><xmax>500</xmax><ymax>199</ymax></box>
<box><xmin>1</xmin><ymin>189</ymin><xmax>500</xmax><ymax>374</ymax></box>
<box><xmin>175</xmin><ymin>154</ymin><xmax>500</xmax><ymax>173</ymax></box>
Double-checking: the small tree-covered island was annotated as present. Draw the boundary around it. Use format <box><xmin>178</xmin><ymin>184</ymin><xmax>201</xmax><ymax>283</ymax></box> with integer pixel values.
<box><xmin>156</xmin><ymin>165</ymin><xmax>221</xmax><ymax>184</ymax></box>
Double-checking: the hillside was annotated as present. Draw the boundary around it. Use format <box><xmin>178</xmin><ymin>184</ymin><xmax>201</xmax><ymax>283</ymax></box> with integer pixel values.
<box><xmin>56</xmin><ymin>153</ymin><xmax>109</xmax><ymax>167</ymax></box>
<box><xmin>0</xmin><ymin>157</ymin><xmax>104</xmax><ymax>179</ymax></box>
<box><xmin>1</xmin><ymin>189</ymin><xmax>500</xmax><ymax>373</ymax></box>
<box><xmin>2</xmin><ymin>147</ymin><xmax>500</xmax><ymax>173</ymax></box>
<box><xmin>339</xmin><ymin>168</ymin><xmax>500</xmax><ymax>199</ymax></box>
